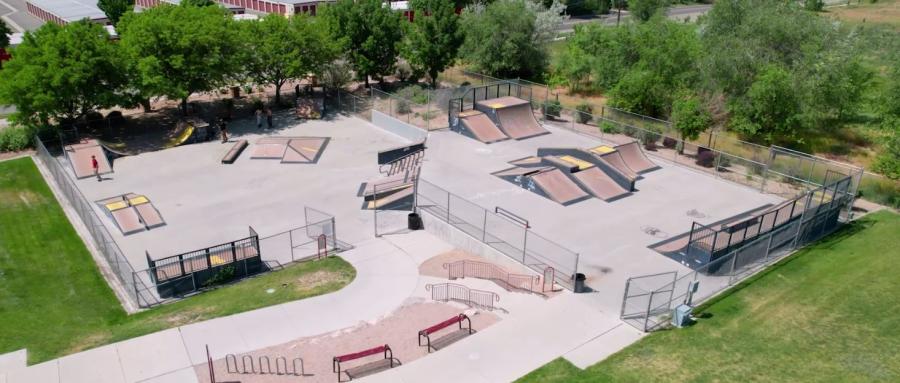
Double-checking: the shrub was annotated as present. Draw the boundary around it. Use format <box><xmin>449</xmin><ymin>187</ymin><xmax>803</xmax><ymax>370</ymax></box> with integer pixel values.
<box><xmin>203</xmin><ymin>265</ymin><xmax>235</xmax><ymax>287</ymax></box>
<box><xmin>106</xmin><ymin>111</ymin><xmax>125</xmax><ymax>128</ymax></box>
<box><xmin>718</xmin><ymin>155</ymin><xmax>732</xmax><ymax>168</ymax></box>
<box><xmin>601</xmin><ymin>122</ymin><xmax>622</xmax><ymax>134</ymax></box>
<box><xmin>696</xmin><ymin>150</ymin><xmax>716</xmax><ymax>168</ymax></box>
<box><xmin>643</xmin><ymin>128</ymin><xmax>662</xmax><ymax>150</ymax></box>
<box><xmin>0</xmin><ymin>126</ymin><xmax>33</xmax><ymax>152</ymax></box>
<box><xmin>396</xmin><ymin>98</ymin><xmax>412</xmax><ymax>114</ymax></box>
<box><xmin>623</xmin><ymin>125</ymin><xmax>638</xmax><ymax>138</ymax></box>
<box><xmin>575</xmin><ymin>103</ymin><xmax>593</xmax><ymax>124</ymax></box>
<box><xmin>544</xmin><ymin>99</ymin><xmax>562</xmax><ymax>119</ymax></box>
<box><xmin>395</xmin><ymin>61</ymin><xmax>413</xmax><ymax>82</ymax></box>
<box><xmin>663</xmin><ymin>137</ymin><xmax>678</xmax><ymax>148</ymax></box>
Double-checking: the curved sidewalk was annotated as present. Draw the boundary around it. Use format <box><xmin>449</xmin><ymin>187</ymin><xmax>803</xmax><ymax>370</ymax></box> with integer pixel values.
<box><xmin>2</xmin><ymin>237</ymin><xmax>422</xmax><ymax>383</ymax></box>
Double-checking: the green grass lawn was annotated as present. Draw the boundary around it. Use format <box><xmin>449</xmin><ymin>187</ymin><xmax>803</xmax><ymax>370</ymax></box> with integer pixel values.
<box><xmin>0</xmin><ymin>157</ymin><xmax>356</xmax><ymax>364</ymax></box>
<box><xmin>518</xmin><ymin>210</ymin><xmax>900</xmax><ymax>383</ymax></box>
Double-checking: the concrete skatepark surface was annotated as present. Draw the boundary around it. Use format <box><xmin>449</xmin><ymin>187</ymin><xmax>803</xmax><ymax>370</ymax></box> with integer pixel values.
<box><xmin>4</xmin><ymin>110</ymin><xmax>785</xmax><ymax>382</ymax></box>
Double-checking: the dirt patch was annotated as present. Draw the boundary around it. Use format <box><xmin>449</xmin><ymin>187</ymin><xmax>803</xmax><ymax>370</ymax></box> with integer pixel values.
<box><xmin>0</xmin><ymin>190</ymin><xmax>46</xmax><ymax>208</ymax></box>
<box><xmin>65</xmin><ymin>331</ymin><xmax>113</xmax><ymax>355</ymax></box>
<box><xmin>194</xmin><ymin>300</ymin><xmax>501</xmax><ymax>383</ymax></box>
<box><xmin>292</xmin><ymin>270</ymin><xmax>345</xmax><ymax>292</ymax></box>
<box><xmin>161</xmin><ymin>306</ymin><xmax>216</xmax><ymax>327</ymax></box>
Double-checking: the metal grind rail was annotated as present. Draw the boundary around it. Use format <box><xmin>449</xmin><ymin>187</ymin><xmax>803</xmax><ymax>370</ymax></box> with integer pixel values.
<box><xmin>444</xmin><ymin>260</ymin><xmax>540</xmax><ymax>293</ymax></box>
<box><xmin>426</xmin><ymin>283</ymin><xmax>500</xmax><ymax>311</ymax></box>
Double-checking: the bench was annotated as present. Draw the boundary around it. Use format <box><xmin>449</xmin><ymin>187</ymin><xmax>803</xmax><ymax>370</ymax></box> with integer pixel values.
<box><xmin>333</xmin><ymin>344</ymin><xmax>395</xmax><ymax>381</ymax></box>
<box><xmin>221</xmin><ymin>140</ymin><xmax>248</xmax><ymax>164</ymax></box>
<box><xmin>418</xmin><ymin>314</ymin><xmax>473</xmax><ymax>352</ymax></box>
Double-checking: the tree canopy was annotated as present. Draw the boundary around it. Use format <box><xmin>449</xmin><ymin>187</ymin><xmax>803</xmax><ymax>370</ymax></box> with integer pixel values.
<box><xmin>0</xmin><ymin>21</ymin><xmax>126</xmax><ymax>126</ymax></box>
<box><xmin>321</xmin><ymin>0</ymin><xmax>404</xmax><ymax>87</ymax></box>
<box><xmin>0</xmin><ymin>18</ymin><xmax>11</xmax><ymax>49</ymax></box>
<box><xmin>117</xmin><ymin>4</ymin><xmax>241</xmax><ymax>113</ymax></box>
<box><xmin>240</xmin><ymin>14</ymin><xmax>337</xmax><ymax>105</ymax></box>
<box><xmin>628</xmin><ymin>0</ymin><xmax>668</xmax><ymax>22</ymax></box>
<box><xmin>97</xmin><ymin>0</ymin><xmax>134</xmax><ymax>26</ymax></box>
<box><xmin>404</xmin><ymin>0</ymin><xmax>462</xmax><ymax>88</ymax></box>
<box><xmin>459</xmin><ymin>0</ymin><xmax>564</xmax><ymax>78</ymax></box>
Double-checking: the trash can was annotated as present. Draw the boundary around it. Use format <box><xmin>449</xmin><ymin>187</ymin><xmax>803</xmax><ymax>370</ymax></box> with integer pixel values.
<box><xmin>408</xmin><ymin>212</ymin><xmax>423</xmax><ymax>230</ymax></box>
<box><xmin>573</xmin><ymin>273</ymin><xmax>587</xmax><ymax>293</ymax></box>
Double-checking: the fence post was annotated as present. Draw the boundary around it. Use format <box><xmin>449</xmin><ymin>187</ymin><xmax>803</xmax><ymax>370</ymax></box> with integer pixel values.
<box><xmin>446</xmin><ymin>192</ymin><xmax>451</xmax><ymax>222</ymax></box>
<box><xmin>727</xmin><ymin>251</ymin><xmax>739</xmax><ymax>284</ymax></box>
<box><xmin>643</xmin><ymin>290</ymin><xmax>656</xmax><ymax>332</ymax></box>
<box><xmin>331</xmin><ymin>217</ymin><xmax>338</xmax><ymax>252</ymax></box>
<box><xmin>289</xmin><ymin>229</ymin><xmax>295</xmax><ymax>262</ymax></box>
<box><xmin>482</xmin><ymin>209</ymin><xmax>488</xmax><ymax>242</ymax></box>
<box><xmin>763</xmin><ymin>231</ymin><xmax>775</xmax><ymax>264</ymax></box>
<box><xmin>521</xmin><ymin>229</ymin><xmax>528</xmax><ymax>264</ymax></box>
<box><xmin>619</xmin><ymin>278</ymin><xmax>632</xmax><ymax>318</ymax></box>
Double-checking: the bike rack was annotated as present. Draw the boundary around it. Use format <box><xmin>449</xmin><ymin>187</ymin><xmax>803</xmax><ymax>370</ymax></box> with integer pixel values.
<box><xmin>225</xmin><ymin>354</ymin><xmax>238</xmax><ymax>373</ymax></box>
<box><xmin>241</xmin><ymin>355</ymin><xmax>255</xmax><ymax>374</ymax></box>
<box><xmin>259</xmin><ymin>356</ymin><xmax>272</xmax><ymax>374</ymax></box>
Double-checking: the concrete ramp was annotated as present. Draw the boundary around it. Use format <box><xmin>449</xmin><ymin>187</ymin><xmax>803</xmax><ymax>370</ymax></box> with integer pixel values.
<box><xmin>66</xmin><ymin>140</ymin><xmax>113</xmax><ymax>179</ymax></box>
<box><xmin>458</xmin><ymin>110</ymin><xmax>508</xmax><ymax>144</ymax></box>
<box><xmin>572</xmin><ymin>167</ymin><xmax>631</xmax><ymax>201</ymax></box>
<box><xmin>590</xmin><ymin>148</ymin><xmax>640</xmax><ymax>180</ymax></box>
<box><xmin>531</xmin><ymin>169</ymin><xmax>591</xmax><ymax>206</ymax></box>
<box><xmin>537</xmin><ymin>148</ymin><xmax>635</xmax><ymax>192</ymax></box>
<box><xmin>476</xmin><ymin>97</ymin><xmax>549</xmax><ymax>140</ymax></box>
<box><xmin>615</xmin><ymin>141</ymin><xmax>660</xmax><ymax>173</ymax></box>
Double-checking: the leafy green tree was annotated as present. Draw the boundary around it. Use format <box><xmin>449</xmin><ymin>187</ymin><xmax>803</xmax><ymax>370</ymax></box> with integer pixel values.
<box><xmin>404</xmin><ymin>0</ymin><xmax>462</xmax><ymax>87</ymax></box>
<box><xmin>97</xmin><ymin>0</ymin><xmax>133</xmax><ymax>26</ymax></box>
<box><xmin>459</xmin><ymin>0</ymin><xmax>554</xmax><ymax>78</ymax></box>
<box><xmin>241</xmin><ymin>14</ymin><xmax>337</xmax><ymax>105</ymax></box>
<box><xmin>181</xmin><ymin>0</ymin><xmax>216</xmax><ymax>6</ymax></box>
<box><xmin>804</xmin><ymin>0</ymin><xmax>824</xmax><ymax>12</ymax></box>
<box><xmin>628</xmin><ymin>0</ymin><xmax>668</xmax><ymax>22</ymax></box>
<box><xmin>321</xmin><ymin>0</ymin><xmax>404</xmax><ymax>87</ymax></box>
<box><xmin>0</xmin><ymin>18</ymin><xmax>11</xmax><ymax>49</ymax></box>
<box><xmin>0</xmin><ymin>21</ymin><xmax>127</xmax><ymax>127</ymax></box>
<box><xmin>671</xmin><ymin>91</ymin><xmax>711</xmax><ymax>145</ymax></box>
<box><xmin>117</xmin><ymin>4</ymin><xmax>240</xmax><ymax>114</ymax></box>
<box><xmin>728</xmin><ymin>64</ymin><xmax>801</xmax><ymax>143</ymax></box>
<box><xmin>873</xmin><ymin>119</ymin><xmax>899</xmax><ymax>180</ymax></box>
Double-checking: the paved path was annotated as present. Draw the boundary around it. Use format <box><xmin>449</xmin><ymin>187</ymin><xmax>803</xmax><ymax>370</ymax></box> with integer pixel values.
<box><xmin>0</xmin><ymin>237</ymin><xmax>422</xmax><ymax>383</ymax></box>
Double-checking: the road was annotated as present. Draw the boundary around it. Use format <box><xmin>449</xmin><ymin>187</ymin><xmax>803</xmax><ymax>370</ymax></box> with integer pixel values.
<box><xmin>558</xmin><ymin>4</ymin><xmax>713</xmax><ymax>33</ymax></box>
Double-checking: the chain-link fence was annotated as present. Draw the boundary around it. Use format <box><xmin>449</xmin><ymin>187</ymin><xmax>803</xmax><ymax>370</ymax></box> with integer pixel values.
<box><xmin>257</xmin><ymin>207</ymin><xmax>339</xmax><ymax>266</ymax></box>
<box><xmin>327</xmin><ymin>89</ymin><xmax>372</xmax><ymax>121</ymax></box>
<box><xmin>621</xmin><ymin>174</ymin><xmax>854</xmax><ymax>332</ymax></box>
<box><xmin>415</xmin><ymin>179</ymin><xmax>580</xmax><ymax>290</ymax></box>
<box><xmin>34</xmin><ymin>136</ymin><xmax>160</xmax><ymax>309</ymax></box>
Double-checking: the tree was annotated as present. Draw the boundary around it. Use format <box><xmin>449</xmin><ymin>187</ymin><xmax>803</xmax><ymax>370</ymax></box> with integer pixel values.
<box><xmin>97</xmin><ymin>0</ymin><xmax>133</xmax><ymax>26</ymax></box>
<box><xmin>628</xmin><ymin>0</ymin><xmax>668</xmax><ymax>22</ymax></box>
<box><xmin>671</xmin><ymin>91</ymin><xmax>711</xmax><ymax>146</ymax></box>
<box><xmin>0</xmin><ymin>21</ymin><xmax>127</xmax><ymax>127</ymax></box>
<box><xmin>181</xmin><ymin>0</ymin><xmax>216</xmax><ymax>6</ymax></box>
<box><xmin>459</xmin><ymin>0</ymin><xmax>550</xmax><ymax>78</ymax></box>
<box><xmin>872</xmin><ymin>119</ymin><xmax>899</xmax><ymax>180</ymax></box>
<box><xmin>321</xmin><ymin>0</ymin><xmax>404</xmax><ymax>87</ymax></box>
<box><xmin>804</xmin><ymin>0</ymin><xmax>824</xmax><ymax>12</ymax></box>
<box><xmin>241</xmin><ymin>14</ymin><xmax>337</xmax><ymax>105</ymax></box>
<box><xmin>728</xmin><ymin>64</ymin><xmax>802</xmax><ymax>143</ymax></box>
<box><xmin>404</xmin><ymin>0</ymin><xmax>463</xmax><ymax>87</ymax></box>
<box><xmin>117</xmin><ymin>4</ymin><xmax>241</xmax><ymax>114</ymax></box>
<box><xmin>0</xmin><ymin>18</ymin><xmax>11</xmax><ymax>49</ymax></box>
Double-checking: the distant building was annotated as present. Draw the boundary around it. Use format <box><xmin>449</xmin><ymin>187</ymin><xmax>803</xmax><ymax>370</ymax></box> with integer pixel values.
<box><xmin>25</xmin><ymin>0</ymin><xmax>108</xmax><ymax>25</ymax></box>
<box><xmin>135</xmin><ymin>0</ymin><xmax>247</xmax><ymax>14</ymax></box>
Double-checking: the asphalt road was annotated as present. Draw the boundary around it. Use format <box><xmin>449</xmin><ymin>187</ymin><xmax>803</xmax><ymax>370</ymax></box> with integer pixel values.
<box><xmin>558</xmin><ymin>4</ymin><xmax>713</xmax><ymax>33</ymax></box>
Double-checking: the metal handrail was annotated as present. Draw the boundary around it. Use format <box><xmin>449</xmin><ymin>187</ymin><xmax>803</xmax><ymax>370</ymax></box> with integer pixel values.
<box><xmin>443</xmin><ymin>260</ymin><xmax>540</xmax><ymax>293</ymax></box>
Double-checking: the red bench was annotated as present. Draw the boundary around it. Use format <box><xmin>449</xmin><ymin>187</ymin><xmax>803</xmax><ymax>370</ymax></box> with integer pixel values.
<box><xmin>333</xmin><ymin>344</ymin><xmax>394</xmax><ymax>381</ymax></box>
<box><xmin>418</xmin><ymin>314</ymin><xmax>472</xmax><ymax>352</ymax></box>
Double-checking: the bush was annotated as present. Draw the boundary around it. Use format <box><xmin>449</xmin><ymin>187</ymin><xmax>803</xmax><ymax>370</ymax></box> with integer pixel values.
<box><xmin>203</xmin><ymin>265</ymin><xmax>235</xmax><ymax>288</ymax></box>
<box><xmin>0</xmin><ymin>126</ymin><xmax>33</xmax><ymax>152</ymax></box>
<box><xmin>575</xmin><ymin>103</ymin><xmax>593</xmax><ymax>124</ymax></box>
<box><xmin>601</xmin><ymin>121</ymin><xmax>622</xmax><ymax>134</ymax></box>
<box><xmin>623</xmin><ymin>125</ymin><xmax>638</xmax><ymax>138</ymax></box>
<box><xmin>544</xmin><ymin>99</ymin><xmax>562</xmax><ymax>119</ymax></box>
<box><xmin>395</xmin><ymin>61</ymin><xmax>413</xmax><ymax>82</ymax></box>
<box><xmin>696</xmin><ymin>150</ymin><xmax>716</xmax><ymax>168</ymax></box>
<box><xmin>397</xmin><ymin>85</ymin><xmax>428</xmax><ymax>105</ymax></box>
<box><xmin>396</xmin><ymin>98</ymin><xmax>412</xmax><ymax>114</ymax></box>
<box><xmin>643</xmin><ymin>128</ymin><xmax>661</xmax><ymax>150</ymax></box>
<box><xmin>663</xmin><ymin>137</ymin><xmax>678</xmax><ymax>148</ymax></box>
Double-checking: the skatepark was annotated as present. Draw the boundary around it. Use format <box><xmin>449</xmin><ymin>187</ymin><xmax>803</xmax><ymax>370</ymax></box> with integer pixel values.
<box><xmin>8</xmin><ymin>81</ymin><xmax>797</xmax><ymax>383</ymax></box>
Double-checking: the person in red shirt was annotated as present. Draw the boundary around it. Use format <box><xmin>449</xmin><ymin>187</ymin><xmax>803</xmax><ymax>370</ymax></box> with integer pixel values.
<box><xmin>91</xmin><ymin>155</ymin><xmax>101</xmax><ymax>182</ymax></box>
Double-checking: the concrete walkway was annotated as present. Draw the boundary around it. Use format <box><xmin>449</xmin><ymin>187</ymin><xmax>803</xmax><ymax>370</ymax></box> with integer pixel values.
<box><xmin>1</xmin><ymin>236</ymin><xmax>422</xmax><ymax>383</ymax></box>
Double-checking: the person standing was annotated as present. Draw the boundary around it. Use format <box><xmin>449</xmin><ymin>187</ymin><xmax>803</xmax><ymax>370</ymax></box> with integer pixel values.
<box><xmin>91</xmin><ymin>155</ymin><xmax>101</xmax><ymax>182</ymax></box>
<box><xmin>266</xmin><ymin>108</ymin><xmax>274</xmax><ymax>129</ymax></box>
<box><xmin>220</xmin><ymin>119</ymin><xmax>228</xmax><ymax>143</ymax></box>
<box><xmin>255</xmin><ymin>108</ymin><xmax>263</xmax><ymax>129</ymax></box>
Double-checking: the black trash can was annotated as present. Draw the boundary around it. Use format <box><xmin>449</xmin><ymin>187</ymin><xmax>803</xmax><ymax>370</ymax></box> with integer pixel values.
<box><xmin>573</xmin><ymin>273</ymin><xmax>587</xmax><ymax>293</ymax></box>
<box><xmin>408</xmin><ymin>212</ymin><xmax>423</xmax><ymax>230</ymax></box>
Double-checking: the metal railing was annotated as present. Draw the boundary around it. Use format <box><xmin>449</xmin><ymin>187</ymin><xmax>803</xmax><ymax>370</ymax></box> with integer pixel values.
<box><xmin>34</xmin><ymin>136</ymin><xmax>160</xmax><ymax>309</ymax></box>
<box><xmin>426</xmin><ymin>283</ymin><xmax>500</xmax><ymax>311</ymax></box>
<box><xmin>621</xmin><ymin>175</ymin><xmax>854</xmax><ymax>331</ymax></box>
<box><xmin>416</xmin><ymin>179</ymin><xmax>579</xmax><ymax>290</ymax></box>
<box><xmin>444</xmin><ymin>260</ymin><xmax>540</xmax><ymax>293</ymax></box>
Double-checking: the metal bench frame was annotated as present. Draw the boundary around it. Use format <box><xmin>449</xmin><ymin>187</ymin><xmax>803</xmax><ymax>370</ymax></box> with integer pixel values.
<box><xmin>332</xmin><ymin>344</ymin><xmax>394</xmax><ymax>381</ymax></box>
<box><xmin>418</xmin><ymin>314</ymin><xmax>472</xmax><ymax>352</ymax></box>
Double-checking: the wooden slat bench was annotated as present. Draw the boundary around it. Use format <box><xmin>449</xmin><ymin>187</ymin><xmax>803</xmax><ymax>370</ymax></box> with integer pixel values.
<box><xmin>418</xmin><ymin>314</ymin><xmax>473</xmax><ymax>352</ymax></box>
<box><xmin>333</xmin><ymin>344</ymin><xmax>395</xmax><ymax>382</ymax></box>
<box><xmin>221</xmin><ymin>140</ymin><xmax>248</xmax><ymax>164</ymax></box>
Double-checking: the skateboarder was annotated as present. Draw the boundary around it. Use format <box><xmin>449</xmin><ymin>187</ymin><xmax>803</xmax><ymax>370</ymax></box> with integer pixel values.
<box><xmin>219</xmin><ymin>119</ymin><xmax>228</xmax><ymax>143</ymax></box>
<box><xmin>266</xmin><ymin>108</ymin><xmax>274</xmax><ymax>129</ymax></box>
<box><xmin>255</xmin><ymin>108</ymin><xmax>263</xmax><ymax>129</ymax></box>
<box><xmin>91</xmin><ymin>155</ymin><xmax>101</xmax><ymax>182</ymax></box>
